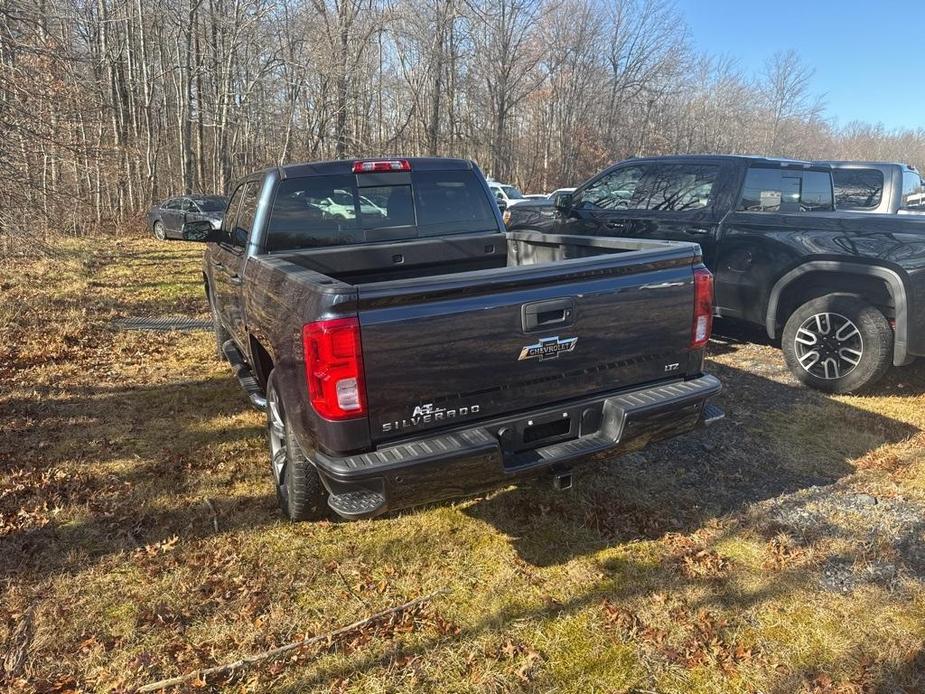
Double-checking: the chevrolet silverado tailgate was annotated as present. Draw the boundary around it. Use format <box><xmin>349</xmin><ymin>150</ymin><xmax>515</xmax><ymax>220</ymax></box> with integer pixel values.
<box><xmin>358</xmin><ymin>241</ymin><xmax>701</xmax><ymax>444</ymax></box>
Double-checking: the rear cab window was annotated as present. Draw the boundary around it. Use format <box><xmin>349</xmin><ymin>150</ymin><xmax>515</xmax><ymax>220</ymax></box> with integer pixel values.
<box><xmin>832</xmin><ymin>168</ymin><xmax>884</xmax><ymax>210</ymax></box>
<box><xmin>738</xmin><ymin>167</ymin><xmax>833</xmax><ymax>212</ymax></box>
<box><xmin>265</xmin><ymin>169</ymin><xmax>497</xmax><ymax>252</ymax></box>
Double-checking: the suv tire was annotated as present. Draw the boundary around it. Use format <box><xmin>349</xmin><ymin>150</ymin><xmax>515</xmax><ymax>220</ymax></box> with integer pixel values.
<box><xmin>782</xmin><ymin>293</ymin><xmax>893</xmax><ymax>394</ymax></box>
<box><xmin>265</xmin><ymin>370</ymin><xmax>330</xmax><ymax>521</ymax></box>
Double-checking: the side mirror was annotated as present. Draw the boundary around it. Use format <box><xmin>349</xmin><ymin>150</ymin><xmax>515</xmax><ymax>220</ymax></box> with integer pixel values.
<box><xmin>554</xmin><ymin>192</ymin><xmax>573</xmax><ymax>210</ymax></box>
<box><xmin>496</xmin><ymin>198</ymin><xmax>508</xmax><ymax>211</ymax></box>
<box><xmin>181</xmin><ymin>220</ymin><xmax>221</xmax><ymax>242</ymax></box>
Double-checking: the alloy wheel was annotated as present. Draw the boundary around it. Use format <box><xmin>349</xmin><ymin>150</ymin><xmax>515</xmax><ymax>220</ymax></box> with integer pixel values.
<box><xmin>793</xmin><ymin>312</ymin><xmax>864</xmax><ymax>380</ymax></box>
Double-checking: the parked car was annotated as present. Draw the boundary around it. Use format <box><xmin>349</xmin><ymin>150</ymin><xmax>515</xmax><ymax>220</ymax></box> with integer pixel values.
<box><xmin>148</xmin><ymin>195</ymin><xmax>227</xmax><ymax>240</ymax></box>
<box><xmin>488</xmin><ymin>181</ymin><xmax>530</xmax><ymax>209</ymax></box>
<box><xmin>178</xmin><ymin>157</ymin><xmax>722</xmax><ymax>521</ymax></box>
<box><xmin>311</xmin><ymin>189</ymin><xmax>387</xmax><ymax>220</ymax></box>
<box><xmin>818</xmin><ymin>161</ymin><xmax>925</xmax><ymax>215</ymax></box>
<box><xmin>506</xmin><ymin>155</ymin><xmax>925</xmax><ymax>393</ymax></box>
<box><xmin>548</xmin><ymin>187</ymin><xmax>576</xmax><ymax>200</ymax></box>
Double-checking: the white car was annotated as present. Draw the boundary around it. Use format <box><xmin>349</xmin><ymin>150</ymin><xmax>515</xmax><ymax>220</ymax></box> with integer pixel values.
<box><xmin>547</xmin><ymin>187</ymin><xmax>576</xmax><ymax>201</ymax></box>
<box><xmin>488</xmin><ymin>182</ymin><xmax>529</xmax><ymax>208</ymax></box>
<box><xmin>315</xmin><ymin>190</ymin><xmax>386</xmax><ymax>219</ymax></box>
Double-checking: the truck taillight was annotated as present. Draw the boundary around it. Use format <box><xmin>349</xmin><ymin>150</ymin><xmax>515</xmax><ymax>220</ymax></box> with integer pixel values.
<box><xmin>691</xmin><ymin>268</ymin><xmax>714</xmax><ymax>349</ymax></box>
<box><xmin>352</xmin><ymin>159</ymin><xmax>411</xmax><ymax>173</ymax></box>
<box><xmin>303</xmin><ymin>317</ymin><xmax>367</xmax><ymax>420</ymax></box>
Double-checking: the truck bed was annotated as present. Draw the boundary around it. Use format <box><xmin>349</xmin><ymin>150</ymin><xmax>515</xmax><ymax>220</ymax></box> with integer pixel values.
<box><xmin>273</xmin><ymin>230</ymin><xmax>685</xmax><ymax>287</ymax></box>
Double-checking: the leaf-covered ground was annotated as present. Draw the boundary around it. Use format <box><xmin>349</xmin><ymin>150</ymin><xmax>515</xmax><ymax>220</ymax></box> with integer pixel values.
<box><xmin>1</xmin><ymin>237</ymin><xmax>925</xmax><ymax>693</ymax></box>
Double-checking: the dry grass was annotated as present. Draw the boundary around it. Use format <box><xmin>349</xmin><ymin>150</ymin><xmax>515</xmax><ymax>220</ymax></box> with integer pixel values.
<box><xmin>2</xmin><ymin>237</ymin><xmax>925</xmax><ymax>693</ymax></box>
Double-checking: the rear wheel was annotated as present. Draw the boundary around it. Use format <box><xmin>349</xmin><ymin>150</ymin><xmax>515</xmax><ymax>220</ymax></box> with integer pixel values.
<box><xmin>781</xmin><ymin>294</ymin><xmax>893</xmax><ymax>394</ymax></box>
<box><xmin>153</xmin><ymin>220</ymin><xmax>167</xmax><ymax>241</ymax></box>
<box><xmin>266</xmin><ymin>370</ymin><xmax>330</xmax><ymax>522</ymax></box>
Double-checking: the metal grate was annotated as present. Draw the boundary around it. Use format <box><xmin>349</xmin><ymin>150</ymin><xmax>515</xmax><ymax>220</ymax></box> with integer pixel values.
<box><xmin>109</xmin><ymin>316</ymin><xmax>213</xmax><ymax>332</ymax></box>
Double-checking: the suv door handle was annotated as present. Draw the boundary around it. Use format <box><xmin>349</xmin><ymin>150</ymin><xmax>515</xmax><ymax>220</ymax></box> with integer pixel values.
<box><xmin>229</xmin><ymin>274</ymin><xmax>242</xmax><ymax>286</ymax></box>
<box><xmin>210</xmin><ymin>259</ymin><xmax>225</xmax><ymax>270</ymax></box>
<box><xmin>685</xmin><ymin>227</ymin><xmax>712</xmax><ymax>235</ymax></box>
<box><xmin>605</xmin><ymin>221</ymin><xmax>626</xmax><ymax>230</ymax></box>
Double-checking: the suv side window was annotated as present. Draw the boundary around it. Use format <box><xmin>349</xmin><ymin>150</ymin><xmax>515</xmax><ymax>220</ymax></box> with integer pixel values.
<box><xmin>575</xmin><ymin>166</ymin><xmax>645</xmax><ymax>210</ymax></box>
<box><xmin>232</xmin><ymin>182</ymin><xmax>260</xmax><ymax>248</ymax></box>
<box><xmin>738</xmin><ymin>167</ymin><xmax>833</xmax><ymax>212</ymax></box>
<box><xmin>902</xmin><ymin>170</ymin><xmax>925</xmax><ymax>210</ymax></box>
<box><xmin>635</xmin><ymin>163</ymin><xmax>719</xmax><ymax>211</ymax></box>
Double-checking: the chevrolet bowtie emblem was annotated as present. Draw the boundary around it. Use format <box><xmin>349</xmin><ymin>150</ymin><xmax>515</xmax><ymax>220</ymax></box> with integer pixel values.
<box><xmin>518</xmin><ymin>335</ymin><xmax>578</xmax><ymax>361</ymax></box>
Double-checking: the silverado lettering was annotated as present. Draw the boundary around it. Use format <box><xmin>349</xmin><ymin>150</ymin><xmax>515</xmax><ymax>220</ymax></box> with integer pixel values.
<box><xmin>382</xmin><ymin>404</ymin><xmax>482</xmax><ymax>432</ymax></box>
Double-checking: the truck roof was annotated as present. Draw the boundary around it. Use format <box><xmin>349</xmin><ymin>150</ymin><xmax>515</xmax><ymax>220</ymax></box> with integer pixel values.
<box><xmin>274</xmin><ymin>157</ymin><xmax>475</xmax><ymax>180</ymax></box>
<box><xmin>623</xmin><ymin>154</ymin><xmax>826</xmax><ymax>168</ymax></box>
<box><xmin>816</xmin><ymin>160</ymin><xmax>918</xmax><ymax>172</ymax></box>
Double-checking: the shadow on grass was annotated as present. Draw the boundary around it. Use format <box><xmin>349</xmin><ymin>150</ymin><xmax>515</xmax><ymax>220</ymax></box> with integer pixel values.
<box><xmin>272</xmin><ymin>550</ymin><xmax>925</xmax><ymax>694</ymax></box>
<box><xmin>464</xmin><ymin>360</ymin><xmax>919</xmax><ymax>567</ymax></box>
<box><xmin>0</xmin><ymin>377</ymin><xmax>275</xmax><ymax>581</ymax></box>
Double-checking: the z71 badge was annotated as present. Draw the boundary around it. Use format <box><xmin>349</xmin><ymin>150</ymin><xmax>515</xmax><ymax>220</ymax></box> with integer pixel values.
<box><xmin>518</xmin><ymin>335</ymin><xmax>578</xmax><ymax>361</ymax></box>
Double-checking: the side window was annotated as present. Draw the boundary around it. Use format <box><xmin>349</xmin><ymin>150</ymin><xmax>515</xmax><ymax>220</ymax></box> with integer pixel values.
<box><xmin>232</xmin><ymin>182</ymin><xmax>260</xmax><ymax>247</ymax></box>
<box><xmin>635</xmin><ymin>164</ymin><xmax>719</xmax><ymax>211</ymax></box>
<box><xmin>832</xmin><ymin>169</ymin><xmax>883</xmax><ymax>210</ymax></box>
<box><xmin>164</xmin><ymin>198</ymin><xmax>182</xmax><ymax>210</ymax></box>
<box><xmin>738</xmin><ymin>168</ymin><xmax>832</xmax><ymax>212</ymax></box>
<box><xmin>902</xmin><ymin>170</ymin><xmax>925</xmax><ymax>210</ymax></box>
<box><xmin>180</xmin><ymin>198</ymin><xmax>193</xmax><ymax>212</ymax></box>
<box><xmin>800</xmin><ymin>171</ymin><xmax>833</xmax><ymax>211</ymax></box>
<box><xmin>221</xmin><ymin>184</ymin><xmax>247</xmax><ymax>239</ymax></box>
<box><xmin>575</xmin><ymin>166</ymin><xmax>645</xmax><ymax>210</ymax></box>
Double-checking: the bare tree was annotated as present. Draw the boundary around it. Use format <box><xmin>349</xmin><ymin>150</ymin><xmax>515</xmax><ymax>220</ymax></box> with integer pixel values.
<box><xmin>1</xmin><ymin>0</ymin><xmax>922</xmax><ymax>244</ymax></box>
<box><xmin>759</xmin><ymin>49</ymin><xmax>826</xmax><ymax>154</ymax></box>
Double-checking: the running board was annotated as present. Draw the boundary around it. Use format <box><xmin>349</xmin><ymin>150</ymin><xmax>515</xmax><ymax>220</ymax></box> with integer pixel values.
<box><xmin>221</xmin><ymin>340</ymin><xmax>267</xmax><ymax>411</ymax></box>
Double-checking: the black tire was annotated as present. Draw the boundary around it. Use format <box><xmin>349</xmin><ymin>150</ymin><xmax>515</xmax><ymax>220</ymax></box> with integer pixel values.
<box><xmin>265</xmin><ymin>370</ymin><xmax>330</xmax><ymax>521</ymax></box>
<box><xmin>781</xmin><ymin>293</ymin><xmax>893</xmax><ymax>394</ymax></box>
<box><xmin>207</xmin><ymin>283</ymin><xmax>231</xmax><ymax>360</ymax></box>
<box><xmin>153</xmin><ymin>220</ymin><xmax>167</xmax><ymax>241</ymax></box>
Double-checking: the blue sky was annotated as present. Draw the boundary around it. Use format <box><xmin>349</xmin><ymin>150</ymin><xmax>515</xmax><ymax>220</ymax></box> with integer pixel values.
<box><xmin>675</xmin><ymin>0</ymin><xmax>925</xmax><ymax>131</ymax></box>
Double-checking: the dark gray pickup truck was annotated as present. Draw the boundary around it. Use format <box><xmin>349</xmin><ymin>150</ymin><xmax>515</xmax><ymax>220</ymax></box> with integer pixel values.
<box><xmin>178</xmin><ymin>157</ymin><xmax>722</xmax><ymax>521</ymax></box>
